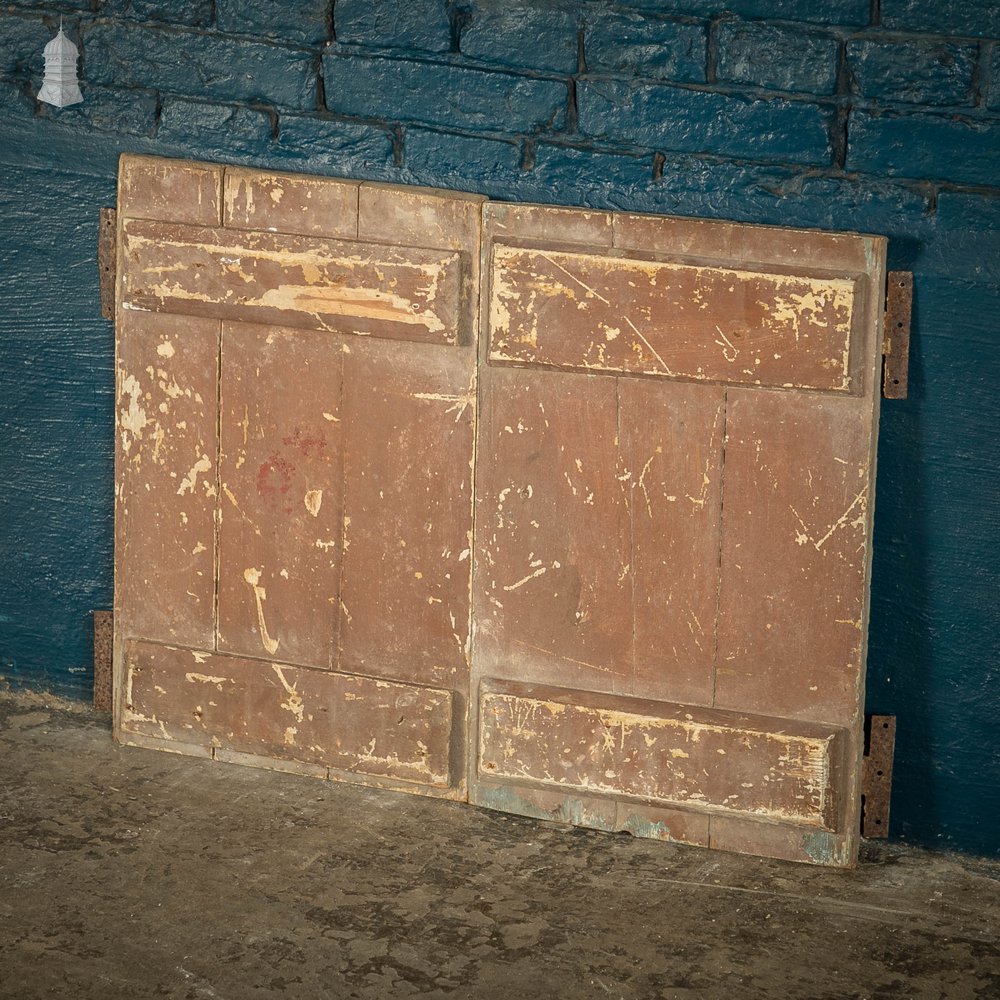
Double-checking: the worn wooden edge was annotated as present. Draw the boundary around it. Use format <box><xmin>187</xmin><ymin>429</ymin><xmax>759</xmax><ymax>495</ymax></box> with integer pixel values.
<box><xmin>862</xmin><ymin>714</ymin><xmax>896</xmax><ymax>838</ymax></box>
<box><xmin>473</xmin><ymin>779</ymin><xmax>713</xmax><ymax>847</ymax></box>
<box><xmin>483</xmin><ymin>201</ymin><xmax>614</xmax><ymax>248</ymax></box>
<box><xmin>112</xmin><ymin>163</ymin><xmax>129</xmax><ymax>743</ymax></box>
<box><xmin>117</xmin><ymin>731</ymin><xmax>470</xmax><ymax>802</ymax></box>
<box><xmin>709</xmin><ymin>815</ymin><xmax>855</xmax><ymax>868</ymax></box>
<box><xmin>120</xmin><ymin>730</ymin><xmax>214</xmax><ymax>759</ymax></box>
<box><xmin>882</xmin><ymin>271</ymin><xmax>912</xmax><ymax>399</ymax></box>
<box><xmin>842</xmin><ymin>232</ymin><xmax>889</xmax><ymax>865</ymax></box>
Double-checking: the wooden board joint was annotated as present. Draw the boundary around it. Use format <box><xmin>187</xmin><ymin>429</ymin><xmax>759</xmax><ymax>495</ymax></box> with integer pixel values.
<box><xmin>882</xmin><ymin>271</ymin><xmax>912</xmax><ymax>399</ymax></box>
<box><xmin>861</xmin><ymin>714</ymin><xmax>896</xmax><ymax>838</ymax></box>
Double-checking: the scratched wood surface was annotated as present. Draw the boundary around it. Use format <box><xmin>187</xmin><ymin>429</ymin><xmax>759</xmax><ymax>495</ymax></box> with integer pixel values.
<box><xmin>123</xmin><ymin>640</ymin><xmax>453</xmax><ymax>786</ymax></box>
<box><xmin>479</xmin><ymin>681</ymin><xmax>844</xmax><ymax>830</ymax></box>
<box><xmin>216</xmin><ymin>321</ymin><xmax>346</xmax><ymax>666</ymax></box>
<box><xmin>120</xmin><ymin>219</ymin><xmax>465</xmax><ymax>345</ymax></box>
<box><xmin>114</xmin><ymin>157</ymin><xmax>886</xmax><ymax>865</ymax></box>
<box><xmin>114</xmin><ymin>309</ymin><xmax>219</xmax><ymax>647</ymax></box>
<box><xmin>472</xmin><ymin>201</ymin><xmax>885</xmax><ymax>867</ymax></box>
<box><xmin>114</xmin><ymin>156</ymin><xmax>482</xmax><ymax>801</ymax></box>
<box><xmin>489</xmin><ymin>246</ymin><xmax>858</xmax><ymax>391</ymax></box>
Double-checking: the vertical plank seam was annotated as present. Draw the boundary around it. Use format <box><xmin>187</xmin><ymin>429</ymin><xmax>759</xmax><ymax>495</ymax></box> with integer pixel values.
<box><xmin>710</xmin><ymin>388</ymin><xmax>729</xmax><ymax>710</ymax></box>
<box><xmin>213</xmin><ymin>321</ymin><xmax>224</xmax><ymax>652</ymax></box>
<box><xmin>334</xmin><ymin>344</ymin><xmax>348</xmax><ymax>671</ymax></box>
<box><xmin>619</xmin><ymin>377</ymin><xmax>637</xmax><ymax>700</ymax></box>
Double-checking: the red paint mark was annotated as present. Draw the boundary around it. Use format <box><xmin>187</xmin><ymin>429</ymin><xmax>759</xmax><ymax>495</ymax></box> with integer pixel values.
<box><xmin>257</xmin><ymin>455</ymin><xmax>295</xmax><ymax>503</ymax></box>
<box><xmin>282</xmin><ymin>426</ymin><xmax>327</xmax><ymax>457</ymax></box>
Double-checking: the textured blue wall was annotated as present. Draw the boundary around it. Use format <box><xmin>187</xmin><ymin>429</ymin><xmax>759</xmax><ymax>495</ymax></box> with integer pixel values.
<box><xmin>1</xmin><ymin>0</ymin><xmax>997</xmax><ymax>856</ymax></box>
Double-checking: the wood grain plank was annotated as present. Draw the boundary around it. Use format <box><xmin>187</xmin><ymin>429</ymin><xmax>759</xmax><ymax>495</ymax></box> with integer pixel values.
<box><xmin>223</xmin><ymin>166</ymin><xmax>360</xmax><ymax>239</ymax></box>
<box><xmin>714</xmin><ymin>388</ymin><xmax>874</xmax><ymax>726</ymax></box>
<box><xmin>474</xmin><ymin>367</ymin><xmax>633</xmax><ymax>694</ymax></box>
<box><xmin>115</xmin><ymin>310</ymin><xmax>218</xmax><ymax>647</ymax></box>
<box><xmin>216</xmin><ymin>322</ymin><xmax>345</xmax><ymax>666</ymax></box>
<box><xmin>337</xmin><ymin>340</ymin><xmax>475</xmax><ymax>689</ymax></box>
<box><xmin>620</xmin><ymin>378</ymin><xmax>725</xmax><ymax>706</ymax></box>
<box><xmin>119</xmin><ymin>155</ymin><xmax>222</xmax><ymax>226</ymax></box>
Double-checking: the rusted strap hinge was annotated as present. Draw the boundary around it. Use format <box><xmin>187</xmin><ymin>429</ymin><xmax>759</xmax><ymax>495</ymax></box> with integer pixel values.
<box><xmin>98</xmin><ymin>207</ymin><xmax>117</xmax><ymax>322</ymax></box>
<box><xmin>861</xmin><ymin>714</ymin><xmax>896</xmax><ymax>838</ymax></box>
<box><xmin>882</xmin><ymin>271</ymin><xmax>912</xmax><ymax>399</ymax></box>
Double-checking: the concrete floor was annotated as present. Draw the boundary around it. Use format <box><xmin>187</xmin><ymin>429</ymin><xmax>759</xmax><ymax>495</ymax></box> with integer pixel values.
<box><xmin>1</xmin><ymin>693</ymin><xmax>998</xmax><ymax>1000</ymax></box>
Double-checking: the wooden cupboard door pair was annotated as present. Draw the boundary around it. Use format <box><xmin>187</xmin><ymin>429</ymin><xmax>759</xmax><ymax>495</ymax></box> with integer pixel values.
<box><xmin>114</xmin><ymin>157</ymin><xmax>885</xmax><ymax>866</ymax></box>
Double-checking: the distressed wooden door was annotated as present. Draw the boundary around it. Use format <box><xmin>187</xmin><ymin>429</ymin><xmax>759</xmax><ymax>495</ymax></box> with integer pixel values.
<box><xmin>114</xmin><ymin>156</ymin><xmax>481</xmax><ymax>799</ymax></box>
<box><xmin>471</xmin><ymin>203</ymin><xmax>885</xmax><ymax>866</ymax></box>
<box><xmin>115</xmin><ymin>156</ymin><xmax>886</xmax><ymax>866</ymax></box>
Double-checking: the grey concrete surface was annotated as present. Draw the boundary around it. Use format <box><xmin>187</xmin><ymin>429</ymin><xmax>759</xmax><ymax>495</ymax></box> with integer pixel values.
<box><xmin>1</xmin><ymin>691</ymin><xmax>998</xmax><ymax>1000</ymax></box>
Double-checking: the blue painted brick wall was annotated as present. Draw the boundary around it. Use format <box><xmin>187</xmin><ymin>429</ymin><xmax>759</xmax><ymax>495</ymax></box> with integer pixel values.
<box><xmin>1</xmin><ymin>0</ymin><xmax>998</xmax><ymax>858</ymax></box>
<box><xmin>714</xmin><ymin>19</ymin><xmax>840</xmax><ymax>95</ymax></box>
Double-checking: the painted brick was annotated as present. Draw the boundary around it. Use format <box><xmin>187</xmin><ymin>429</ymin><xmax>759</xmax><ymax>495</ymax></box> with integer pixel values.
<box><xmin>323</xmin><ymin>53</ymin><xmax>568</xmax><ymax>133</ymax></box>
<box><xmin>97</xmin><ymin>0</ymin><xmax>214</xmax><ymax>27</ymax></box>
<box><xmin>753</xmin><ymin>174</ymin><xmax>932</xmax><ymax>265</ymax></box>
<box><xmin>402</xmin><ymin>128</ymin><xmax>523</xmax><ymax>197</ymax></box>
<box><xmin>0</xmin><ymin>81</ymin><xmax>163</xmax><ymax>177</ymax></box>
<box><xmin>216</xmin><ymin>0</ymin><xmax>329</xmax><ymax>46</ymax></box>
<box><xmin>987</xmin><ymin>45</ymin><xmax>1000</xmax><ymax>112</ymax></box>
<box><xmin>584</xmin><ymin>11</ymin><xmax>705</xmax><ymax>84</ymax></box>
<box><xmin>523</xmin><ymin>144</ymin><xmax>654</xmax><ymax>209</ymax></box>
<box><xmin>848</xmin><ymin>39</ymin><xmax>976</xmax><ymax>107</ymax></box>
<box><xmin>334</xmin><ymin>0</ymin><xmax>451</xmax><ymax>53</ymax></box>
<box><xmin>577</xmin><ymin>79</ymin><xmax>832</xmax><ymax>164</ymax></box>
<box><xmin>0</xmin><ymin>13</ymin><xmax>54</xmax><ymax>77</ymax></box>
<box><xmin>275</xmin><ymin>114</ymin><xmax>396</xmax><ymax>178</ymax></box>
<box><xmin>715</xmin><ymin>19</ymin><xmax>839</xmax><ymax>96</ymax></box>
<box><xmin>612</xmin><ymin>0</ymin><xmax>869</xmax><ymax>28</ymax></box>
<box><xmin>460</xmin><ymin>0</ymin><xmax>579</xmax><ymax>75</ymax></box>
<box><xmin>847</xmin><ymin>109</ymin><xmax>1000</xmax><ymax>187</ymax></box>
<box><xmin>880</xmin><ymin>0</ymin><xmax>1000</xmax><ymax>39</ymax></box>
<box><xmin>6</xmin><ymin>0</ymin><xmax>89</xmax><ymax>9</ymax></box>
<box><xmin>42</xmin><ymin>84</ymin><xmax>158</xmax><ymax>136</ymax></box>
<box><xmin>635</xmin><ymin>154</ymin><xmax>798</xmax><ymax>221</ymax></box>
<box><xmin>0</xmin><ymin>78</ymin><xmax>36</xmax><ymax>122</ymax></box>
<box><xmin>920</xmin><ymin>192</ymin><xmax>1000</xmax><ymax>284</ymax></box>
<box><xmin>158</xmin><ymin>98</ymin><xmax>274</xmax><ymax>160</ymax></box>
<box><xmin>83</xmin><ymin>21</ymin><xmax>317</xmax><ymax>109</ymax></box>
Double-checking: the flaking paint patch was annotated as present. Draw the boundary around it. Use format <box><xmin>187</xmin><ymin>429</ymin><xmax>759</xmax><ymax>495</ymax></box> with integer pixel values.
<box><xmin>304</xmin><ymin>489</ymin><xmax>323</xmax><ymax>517</ymax></box>
<box><xmin>480</xmin><ymin>692</ymin><xmax>838</xmax><ymax>827</ymax></box>
<box><xmin>244</xmin><ymin>567</ymin><xmax>279</xmax><ymax>655</ymax></box>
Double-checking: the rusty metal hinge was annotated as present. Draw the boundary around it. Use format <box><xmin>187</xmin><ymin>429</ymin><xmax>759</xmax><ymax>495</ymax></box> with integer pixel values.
<box><xmin>93</xmin><ymin>609</ymin><xmax>113</xmax><ymax>713</ymax></box>
<box><xmin>98</xmin><ymin>207</ymin><xmax>117</xmax><ymax>322</ymax></box>
<box><xmin>882</xmin><ymin>271</ymin><xmax>912</xmax><ymax>399</ymax></box>
<box><xmin>861</xmin><ymin>714</ymin><xmax>896</xmax><ymax>838</ymax></box>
